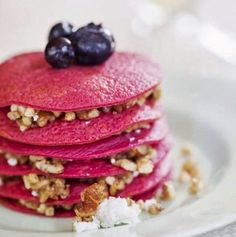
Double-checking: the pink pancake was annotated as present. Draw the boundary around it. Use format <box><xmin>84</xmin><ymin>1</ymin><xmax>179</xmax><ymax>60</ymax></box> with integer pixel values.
<box><xmin>0</xmin><ymin>180</ymin><xmax>88</xmax><ymax>205</ymax></box>
<box><xmin>0</xmin><ymin>157</ymin><xmax>171</xmax><ymax>205</ymax></box>
<box><xmin>0</xmin><ymin>103</ymin><xmax>161</xmax><ymax>146</ymax></box>
<box><xmin>0</xmin><ymin>118</ymin><xmax>168</xmax><ymax>160</ymax></box>
<box><xmin>0</xmin><ymin>139</ymin><xmax>170</xmax><ymax>178</ymax></box>
<box><xmin>0</xmin><ymin>157</ymin><xmax>124</xmax><ymax>178</ymax></box>
<box><xmin>0</xmin><ymin>52</ymin><xmax>161</xmax><ymax>111</ymax></box>
<box><xmin>0</xmin><ymin>198</ymin><xmax>74</xmax><ymax>218</ymax></box>
<box><xmin>133</xmin><ymin>177</ymin><xmax>169</xmax><ymax>201</ymax></box>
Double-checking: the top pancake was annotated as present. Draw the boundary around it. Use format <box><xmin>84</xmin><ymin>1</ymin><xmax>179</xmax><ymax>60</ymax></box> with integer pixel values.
<box><xmin>0</xmin><ymin>52</ymin><xmax>161</xmax><ymax>111</ymax></box>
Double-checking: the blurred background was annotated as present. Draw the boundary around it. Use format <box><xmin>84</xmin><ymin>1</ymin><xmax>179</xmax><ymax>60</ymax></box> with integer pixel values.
<box><xmin>0</xmin><ymin>0</ymin><xmax>235</xmax><ymax>82</ymax></box>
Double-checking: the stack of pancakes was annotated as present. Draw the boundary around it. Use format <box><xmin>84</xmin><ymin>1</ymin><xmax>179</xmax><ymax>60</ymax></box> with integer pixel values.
<box><xmin>0</xmin><ymin>52</ymin><xmax>172</xmax><ymax>217</ymax></box>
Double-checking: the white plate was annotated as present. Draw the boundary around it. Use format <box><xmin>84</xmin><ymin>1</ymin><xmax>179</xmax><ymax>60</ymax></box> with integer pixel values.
<box><xmin>0</xmin><ymin>75</ymin><xmax>235</xmax><ymax>237</ymax></box>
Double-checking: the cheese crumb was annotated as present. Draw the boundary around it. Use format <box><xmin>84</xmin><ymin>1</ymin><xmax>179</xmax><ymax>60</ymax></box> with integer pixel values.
<box><xmin>73</xmin><ymin>197</ymin><xmax>140</xmax><ymax>233</ymax></box>
<box><xmin>7</xmin><ymin>158</ymin><xmax>18</xmax><ymax>166</ymax></box>
<box><xmin>95</xmin><ymin>197</ymin><xmax>140</xmax><ymax>228</ymax></box>
<box><xmin>73</xmin><ymin>220</ymin><xmax>99</xmax><ymax>233</ymax></box>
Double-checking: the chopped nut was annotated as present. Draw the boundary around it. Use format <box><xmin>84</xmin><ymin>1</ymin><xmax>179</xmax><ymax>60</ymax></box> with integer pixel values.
<box><xmin>136</xmin><ymin>97</ymin><xmax>146</xmax><ymax>106</ymax></box>
<box><xmin>29</xmin><ymin>155</ymin><xmax>45</xmax><ymax>162</ymax></box>
<box><xmin>65</xmin><ymin>112</ymin><xmax>76</xmax><ymax>121</ymax></box>
<box><xmin>137</xmin><ymin>158</ymin><xmax>154</xmax><ymax>174</ymax></box>
<box><xmin>188</xmin><ymin>178</ymin><xmax>202</xmax><ymax>195</ymax></box>
<box><xmin>115</xmin><ymin>159</ymin><xmax>137</xmax><ymax>172</ymax></box>
<box><xmin>113</xmin><ymin>105</ymin><xmax>123</xmax><ymax>113</ymax></box>
<box><xmin>17</xmin><ymin>105</ymin><xmax>26</xmax><ymax>115</ymax></box>
<box><xmin>148</xmin><ymin>203</ymin><xmax>163</xmax><ymax>215</ymax></box>
<box><xmin>23</xmin><ymin>174</ymin><xmax>39</xmax><ymax>189</ymax></box>
<box><xmin>19</xmin><ymin>124</ymin><xmax>28</xmax><ymax>132</ymax></box>
<box><xmin>0</xmin><ymin>177</ymin><xmax>3</xmax><ymax>186</ymax></box>
<box><xmin>160</xmin><ymin>182</ymin><xmax>176</xmax><ymax>200</ymax></box>
<box><xmin>152</xmin><ymin>87</ymin><xmax>161</xmax><ymax>100</ymax></box>
<box><xmin>53</xmin><ymin>111</ymin><xmax>62</xmax><ymax>118</ymax></box>
<box><xmin>126</xmin><ymin>99</ymin><xmax>137</xmax><ymax>108</ymax></box>
<box><xmin>178</xmin><ymin>171</ymin><xmax>191</xmax><ymax>183</ymax></box>
<box><xmin>24</xmin><ymin>107</ymin><xmax>35</xmax><ymax>117</ymax></box>
<box><xmin>182</xmin><ymin>159</ymin><xmax>199</xmax><ymax>178</ymax></box>
<box><xmin>20</xmin><ymin>199</ymin><xmax>39</xmax><ymax>210</ymax></box>
<box><xmin>7</xmin><ymin>111</ymin><xmax>21</xmax><ymax>120</ymax></box>
<box><xmin>63</xmin><ymin>204</ymin><xmax>74</xmax><ymax>210</ymax></box>
<box><xmin>88</xmin><ymin>109</ymin><xmax>100</xmax><ymax>119</ymax></box>
<box><xmin>45</xmin><ymin>206</ymin><xmax>55</xmax><ymax>216</ymax></box>
<box><xmin>75</xmin><ymin>181</ymin><xmax>108</xmax><ymax>220</ymax></box>
<box><xmin>148</xmin><ymin>204</ymin><xmax>162</xmax><ymax>215</ymax></box>
<box><xmin>134</xmin><ymin>145</ymin><xmax>149</xmax><ymax>156</ymax></box>
<box><xmin>126</xmin><ymin>197</ymin><xmax>135</xmax><ymax>206</ymax></box>
<box><xmin>123</xmin><ymin>172</ymin><xmax>134</xmax><ymax>184</ymax></box>
<box><xmin>22</xmin><ymin>174</ymin><xmax>69</xmax><ymax>203</ymax></box>
<box><xmin>109</xmin><ymin>179</ymin><xmax>125</xmax><ymax>196</ymax></box>
<box><xmin>34</xmin><ymin>159</ymin><xmax>64</xmax><ymax>174</ymax></box>
<box><xmin>77</xmin><ymin>109</ymin><xmax>100</xmax><ymax>120</ymax></box>
<box><xmin>19</xmin><ymin>200</ymin><xmax>72</xmax><ymax>216</ymax></box>
<box><xmin>37</xmin><ymin>112</ymin><xmax>50</xmax><ymax>127</ymax></box>
<box><xmin>105</xmin><ymin>176</ymin><xmax>115</xmax><ymax>186</ymax></box>
<box><xmin>22</xmin><ymin>116</ymin><xmax>32</xmax><ymax>126</ymax></box>
<box><xmin>10</xmin><ymin>104</ymin><xmax>18</xmax><ymax>112</ymax></box>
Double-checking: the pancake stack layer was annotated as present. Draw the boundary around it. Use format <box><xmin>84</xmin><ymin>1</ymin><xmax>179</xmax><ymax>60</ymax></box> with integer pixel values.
<box><xmin>0</xmin><ymin>52</ymin><xmax>172</xmax><ymax>217</ymax></box>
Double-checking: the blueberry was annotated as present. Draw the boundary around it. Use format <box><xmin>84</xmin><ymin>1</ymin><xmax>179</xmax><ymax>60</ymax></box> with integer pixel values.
<box><xmin>48</xmin><ymin>22</ymin><xmax>75</xmax><ymax>41</ymax></box>
<box><xmin>45</xmin><ymin>37</ymin><xmax>75</xmax><ymax>68</ymax></box>
<box><xmin>71</xmin><ymin>23</ymin><xmax>115</xmax><ymax>65</ymax></box>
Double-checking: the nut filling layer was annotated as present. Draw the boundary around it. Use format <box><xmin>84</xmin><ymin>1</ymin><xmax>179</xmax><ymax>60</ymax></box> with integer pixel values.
<box><xmin>23</xmin><ymin>174</ymin><xmax>70</xmax><ymax>203</ymax></box>
<box><xmin>20</xmin><ymin>143</ymin><xmax>156</xmax><ymax>203</ymax></box>
<box><xmin>19</xmin><ymin>199</ymin><xmax>74</xmax><ymax>217</ymax></box>
<box><xmin>1</xmin><ymin>144</ymin><xmax>156</xmax><ymax>175</ymax></box>
<box><xmin>7</xmin><ymin>87</ymin><xmax>161</xmax><ymax>131</ymax></box>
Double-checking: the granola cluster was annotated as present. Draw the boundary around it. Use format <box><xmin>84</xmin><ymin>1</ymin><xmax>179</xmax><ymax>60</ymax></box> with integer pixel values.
<box><xmin>23</xmin><ymin>174</ymin><xmax>69</xmax><ymax>203</ymax></box>
<box><xmin>74</xmin><ymin>181</ymin><xmax>109</xmax><ymax>222</ymax></box>
<box><xmin>3</xmin><ymin>152</ymin><xmax>65</xmax><ymax>174</ymax></box>
<box><xmin>7</xmin><ymin>87</ymin><xmax>161</xmax><ymax>131</ymax></box>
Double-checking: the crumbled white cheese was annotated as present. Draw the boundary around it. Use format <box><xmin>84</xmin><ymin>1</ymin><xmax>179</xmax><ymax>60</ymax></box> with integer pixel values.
<box><xmin>95</xmin><ymin>197</ymin><xmax>140</xmax><ymax>228</ymax></box>
<box><xmin>33</xmin><ymin>115</ymin><xmax>39</xmax><ymax>122</ymax></box>
<box><xmin>110</xmin><ymin>158</ymin><xmax>116</xmax><ymax>164</ymax></box>
<box><xmin>7</xmin><ymin>158</ymin><xmax>18</xmax><ymax>166</ymax></box>
<box><xmin>133</xmin><ymin>171</ymin><xmax>139</xmax><ymax>177</ymax></box>
<box><xmin>129</xmin><ymin>137</ymin><xmax>135</xmax><ymax>142</ymax></box>
<box><xmin>73</xmin><ymin>197</ymin><xmax>141</xmax><ymax>233</ymax></box>
<box><xmin>73</xmin><ymin>220</ymin><xmax>99</xmax><ymax>233</ymax></box>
